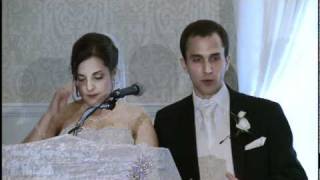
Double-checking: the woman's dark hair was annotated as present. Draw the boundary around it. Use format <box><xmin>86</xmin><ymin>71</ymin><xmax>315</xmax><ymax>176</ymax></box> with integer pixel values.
<box><xmin>180</xmin><ymin>19</ymin><xmax>229</xmax><ymax>59</ymax></box>
<box><xmin>71</xmin><ymin>32</ymin><xmax>118</xmax><ymax>80</ymax></box>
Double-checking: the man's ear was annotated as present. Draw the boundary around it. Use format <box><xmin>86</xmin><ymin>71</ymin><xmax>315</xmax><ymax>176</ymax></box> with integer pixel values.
<box><xmin>225</xmin><ymin>55</ymin><xmax>230</xmax><ymax>71</ymax></box>
<box><xmin>180</xmin><ymin>57</ymin><xmax>188</xmax><ymax>72</ymax></box>
<box><xmin>111</xmin><ymin>68</ymin><xmax>117</xmax><ymax>77</ymax></box>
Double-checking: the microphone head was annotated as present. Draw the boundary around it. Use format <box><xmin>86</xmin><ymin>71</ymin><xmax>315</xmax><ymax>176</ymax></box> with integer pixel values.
<box><xmin>132</xmin><ymin>82</ymin><xmax>144</xmax><ymax>96</ymax></box>
<box><xmin>109</xmin><ymin>82</ymin><xmax>145</xmax><ymax>99</ymax></box>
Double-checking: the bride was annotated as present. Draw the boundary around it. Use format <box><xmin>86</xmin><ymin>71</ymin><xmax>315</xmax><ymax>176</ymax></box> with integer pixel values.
<box><xmin>3</xmin><ymin>32</ymin><xmax>180</xmax><ymax>179</ymax></box>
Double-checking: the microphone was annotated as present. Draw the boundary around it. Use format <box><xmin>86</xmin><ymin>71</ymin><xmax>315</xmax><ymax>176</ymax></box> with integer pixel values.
<box><xmin>109</xmin><ymin>83</ymin><xmax>144</xmax><ymax>98</ymax></box>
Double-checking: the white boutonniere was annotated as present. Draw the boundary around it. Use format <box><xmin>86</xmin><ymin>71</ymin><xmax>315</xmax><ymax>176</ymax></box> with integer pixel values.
<box><xmin>219</xmin><ymin>110</ymin><xmax>251</xmax><ymax>144</ymax></box>
<box><xmin>235</xmin><ymin>111</ymin><xmax>251</xmax><ymax>132</ymax></box>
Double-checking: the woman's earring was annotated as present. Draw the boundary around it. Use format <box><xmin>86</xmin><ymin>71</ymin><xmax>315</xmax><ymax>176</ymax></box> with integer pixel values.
<box><xmin>76</xmin><ymin>87</ymin><xmax>80</xmax><ymax>97</ymax></box>
<box><xmin>72</xmin><ymin>85</ymin><xmax>81</xmax><ymax>101</ymax></box>
<box><xmin>112</xmin><ymin>79</ymin><xmax>116</xmax><ymax>88</ymax></box>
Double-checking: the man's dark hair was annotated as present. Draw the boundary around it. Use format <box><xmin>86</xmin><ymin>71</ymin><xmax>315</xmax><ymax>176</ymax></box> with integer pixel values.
<box><xmin>180</xmin><ymin>19</ymin><xmax>229</xmax><ymax>59</ymax></box>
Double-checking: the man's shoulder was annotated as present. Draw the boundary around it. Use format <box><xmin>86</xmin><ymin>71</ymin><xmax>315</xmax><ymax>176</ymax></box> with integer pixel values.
<box><xmin>157</xmin><ymin>95</ymin><xmax>192</xmax><ymax>115</ymax></box>
<box><xmin>230</xmin><ymin>88</ymin><xmax>280</xmax><ymax>109</ymax></box>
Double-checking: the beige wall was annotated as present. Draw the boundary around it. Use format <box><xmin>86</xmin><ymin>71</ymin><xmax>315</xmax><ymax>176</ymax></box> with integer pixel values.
<box><xmin>2</xmin><ymin>0</ymin><xmax>238</xmax><ymax>144</ymax></box>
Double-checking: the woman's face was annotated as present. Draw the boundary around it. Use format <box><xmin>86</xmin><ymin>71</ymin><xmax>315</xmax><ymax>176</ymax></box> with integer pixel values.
<box><xmin>76</xmin><ymin>57</ymin><xmax>113</xmax><ymax>106</ymax></box>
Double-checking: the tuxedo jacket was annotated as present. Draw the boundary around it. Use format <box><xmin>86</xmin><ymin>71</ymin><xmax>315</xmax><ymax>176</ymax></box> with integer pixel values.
<box><xmin>154</xmin><ymin>87</ymin><xmax>307</xmax><ymax>180</ymax></box>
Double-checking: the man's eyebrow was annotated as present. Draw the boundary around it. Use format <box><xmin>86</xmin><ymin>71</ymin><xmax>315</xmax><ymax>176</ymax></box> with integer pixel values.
<box><xmin>189</xmin><ymin>52</ymin><xmax>221</xmax><ymax>58</ymax></box>
<box><xmin>211</xmin><ymin>52</ymin><xmax>221</xmax><ymax>56</ymax></box>
<box><xmin>189</xmin><ymin>54</ymin><xmax>202</xmax><ymax>58</ymax></box>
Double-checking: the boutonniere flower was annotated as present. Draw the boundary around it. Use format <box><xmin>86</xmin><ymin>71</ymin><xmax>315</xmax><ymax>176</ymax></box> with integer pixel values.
<box><xmin>219</xmin><ymin>110</ymin><xmax>251</xmax><ymax>144</ymax></box>
<box><xmin>235</xmin><ymin>111</ymin><xmax>251</xmax><ymax>132</ymax></box>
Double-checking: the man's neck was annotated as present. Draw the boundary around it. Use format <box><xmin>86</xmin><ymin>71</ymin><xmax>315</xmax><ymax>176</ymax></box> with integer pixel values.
<box><xmin>193</xmin><ymin>84</ymin><xmax>224</xmax><ymax>100</ymax></box>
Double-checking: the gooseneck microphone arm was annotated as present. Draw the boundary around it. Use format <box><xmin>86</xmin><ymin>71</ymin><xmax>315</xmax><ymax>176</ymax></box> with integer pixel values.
<box><xmin>67</xmin><ymin>95</ymin><xmax>119</xmax><ymax>136</ymax></box>
<box><xmin>68</xmin><ymin>83</ymin><xmax>143</xmax><ymax>136</ymax></box>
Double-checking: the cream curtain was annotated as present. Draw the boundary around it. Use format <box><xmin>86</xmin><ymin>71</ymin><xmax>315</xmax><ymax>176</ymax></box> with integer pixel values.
<box><xmin>233</xmin><ymin>0</ymin><xmax>317</xmax><ymax>179</ymax></box>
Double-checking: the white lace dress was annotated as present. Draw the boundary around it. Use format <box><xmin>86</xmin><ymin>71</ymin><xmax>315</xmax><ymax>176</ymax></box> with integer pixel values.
<box><xmin>2</xmin><ymin>127</ymin><xmax>181</xmax><ymax>180</ymax></box>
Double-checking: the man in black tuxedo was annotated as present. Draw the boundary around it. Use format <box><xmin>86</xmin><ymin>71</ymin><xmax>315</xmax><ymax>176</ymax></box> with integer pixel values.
<box><xmin>154</xmin><ymin>19</ymin><xmax>307</xmax><ymax>180</ymax></box>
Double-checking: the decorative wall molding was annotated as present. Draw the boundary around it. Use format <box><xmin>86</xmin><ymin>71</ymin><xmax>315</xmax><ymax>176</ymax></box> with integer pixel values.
<box><xmin>2</xmin><ymin>103</ymin><xmax>164</xmax><ymax>120</ymax></box>
<box><xmin>3</xmin><ymin>103</ymin><xmax>48</xmax><ymax>118</ymax></box>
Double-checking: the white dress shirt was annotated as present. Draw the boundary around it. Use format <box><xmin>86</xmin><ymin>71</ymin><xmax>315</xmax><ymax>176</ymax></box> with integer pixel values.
<box><xmin>193</xmin><ymin>83</ymin><xmax>235</xmax><ymax>175</ymax></box>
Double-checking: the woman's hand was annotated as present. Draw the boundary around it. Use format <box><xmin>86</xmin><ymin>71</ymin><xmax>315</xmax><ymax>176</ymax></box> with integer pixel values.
<box><xmin>23</xmin><ymin>83</ymin><xmax>75</xmax><ymax>143</ymax></box>
<box><xmin>47</xmin><ymin>82</ymin><xmax>74</xmax><ymax>115</ymax></box>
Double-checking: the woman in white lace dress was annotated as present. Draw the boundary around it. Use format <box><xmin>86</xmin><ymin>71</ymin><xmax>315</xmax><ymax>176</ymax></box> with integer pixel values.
<box><xmin>3</xmin><ymin>33</ymin><xmax>180</xmax><ymax>179</ymax></box>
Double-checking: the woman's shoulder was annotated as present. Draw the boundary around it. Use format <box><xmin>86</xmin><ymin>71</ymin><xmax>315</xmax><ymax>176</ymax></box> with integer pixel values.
<box><xmin>112</xmin><ymin>101</ymin><xmax>151</xmax><ymax>124</ymax></box>
<box><xmin>115</xmin><ymin>101</ymin><xmax>147</xmax><ymax>115</ymax></box>
<box><xmin>56</xmin><ymin>100</ymin><xmax>85</xmax><ymax>127</ymax></box>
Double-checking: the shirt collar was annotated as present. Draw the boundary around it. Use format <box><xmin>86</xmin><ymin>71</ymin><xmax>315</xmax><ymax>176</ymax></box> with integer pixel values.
<box><xmin>193</xmin><ymin>83</ymin><xmax>229</xmax><ymax>111</ymax></box>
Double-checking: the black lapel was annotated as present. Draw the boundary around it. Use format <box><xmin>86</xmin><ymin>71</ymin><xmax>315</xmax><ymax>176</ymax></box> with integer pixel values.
<box><xmin>228</xmin><ymin>87</ymin><xmax>246</xmax><ymax>179</ymax></box>
<box><xmin>181</xmin><ymin>95</ymin><xmax>200</xmax><ymax>179</ymax></box>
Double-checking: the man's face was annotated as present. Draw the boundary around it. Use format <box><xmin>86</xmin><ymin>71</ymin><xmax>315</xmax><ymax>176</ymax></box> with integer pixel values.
<box><xmin>181</xmin><ymin>33</ymin><xmax>229</xmax><ymax>99</ymax></box>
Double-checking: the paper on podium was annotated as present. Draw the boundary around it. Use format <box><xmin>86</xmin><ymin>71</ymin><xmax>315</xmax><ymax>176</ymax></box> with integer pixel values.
<box><xmin>198</xmin><ymin>155</ymin><xmax>227</xmax><ymax>180</ymax></box>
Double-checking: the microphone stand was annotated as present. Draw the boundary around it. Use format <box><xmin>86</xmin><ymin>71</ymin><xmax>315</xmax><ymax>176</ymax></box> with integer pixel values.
<box><xmin>68</xmin><ymin>95</ymin><xmax>120</xmax><ymax>136</ymax></box>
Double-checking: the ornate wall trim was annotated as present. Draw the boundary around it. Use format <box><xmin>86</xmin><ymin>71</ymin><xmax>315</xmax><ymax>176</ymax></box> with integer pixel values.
<box><xmin>2</xmin><ymin>103</ymin><xmax>164</xmax><ymax>119</ymax></box>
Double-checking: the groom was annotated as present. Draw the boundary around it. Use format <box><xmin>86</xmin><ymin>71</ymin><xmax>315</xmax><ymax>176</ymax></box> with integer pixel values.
<box><xmin>154</xmin><ymin>19</ymin><xmax>307</xmax><ymax>180</ymax></box>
